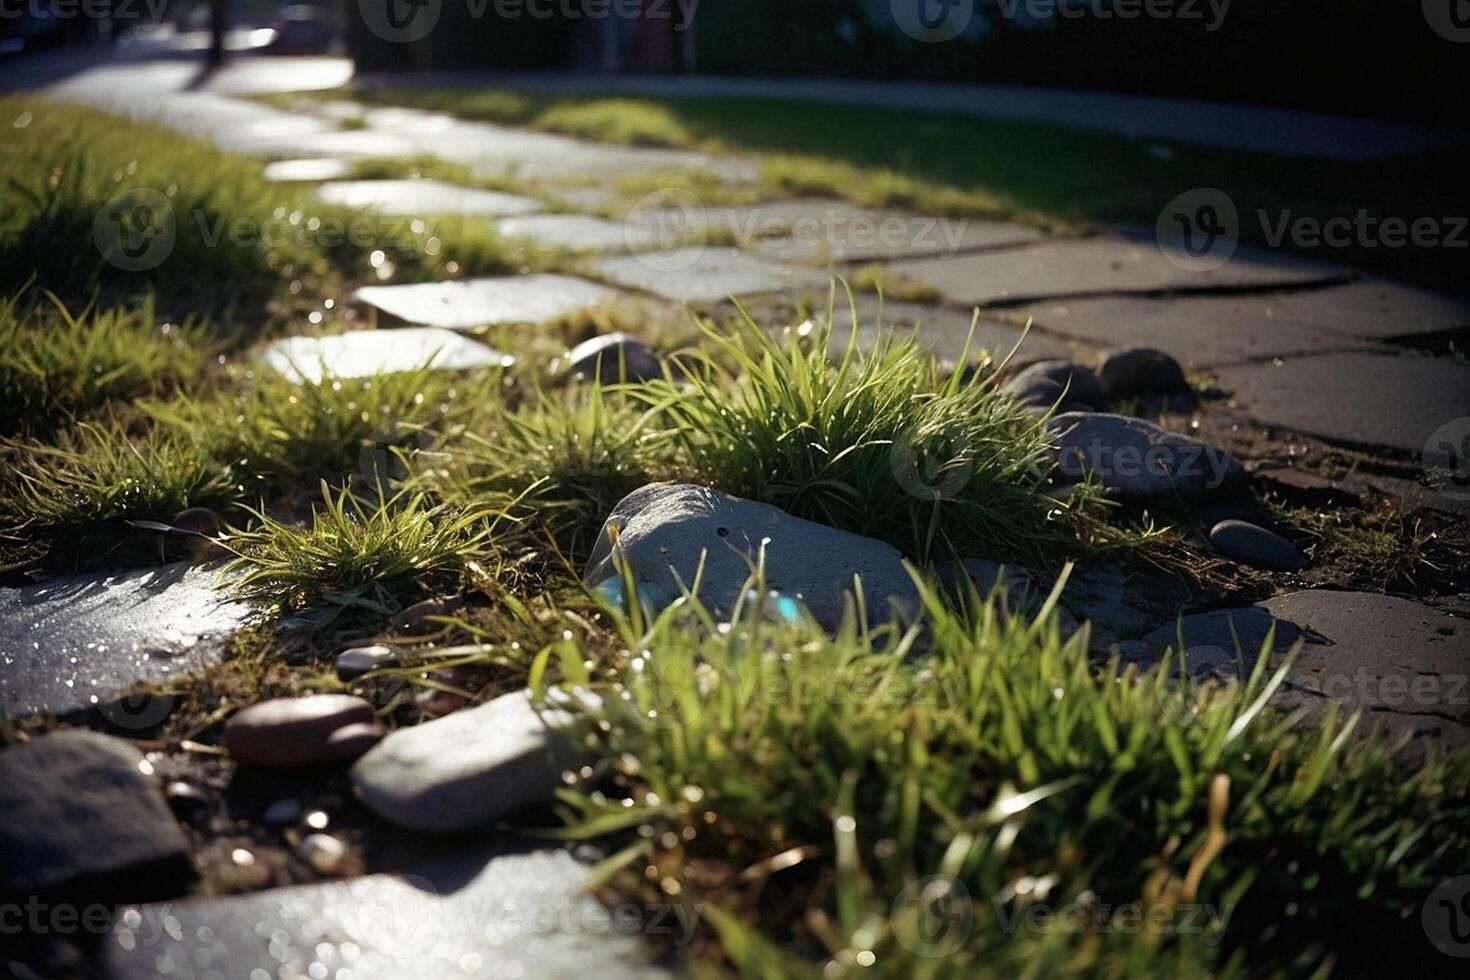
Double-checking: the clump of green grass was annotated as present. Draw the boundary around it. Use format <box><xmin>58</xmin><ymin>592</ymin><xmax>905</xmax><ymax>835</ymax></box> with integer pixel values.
<box><xmin>224</xmin><ymin>483</ymin><xmax>494</xmax><ymax>611</ymax></box>
<box><xmin>0</xmin><ymin>288</ymin><xmax>212</xmax><ymax>436</ymax></box>
<box><xmin>1</xmin><ymin>419</ymin><xmax>238</xmax><ymax>566</ymax></box>
<box><xmin>547</xmin><ymin>572</ymin><xmax>1470</xmax><ymax>977</ymax></box>
<box><xmin>633</xmin><ymin>308</ymin><xmax>1066</xmax><ymax>565</ymax></box>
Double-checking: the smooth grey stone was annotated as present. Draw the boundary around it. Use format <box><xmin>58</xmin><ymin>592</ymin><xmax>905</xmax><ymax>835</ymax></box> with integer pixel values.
<box><xmin>1218</xmin><ymin>351</ymin><xmax>1470</xmax><ymax>456</ymax></box>
<box><xmin>224</xmin><ymin>695</ymin><xmax>379</xmax><ymax>769</ymax></box>
<box><xmin>0</xmin><ymin>730</ymin><xmax>193</xmax><ymax>901</ymax></box>
<box><xmin>257</xmin><ymin>328</ymin><xmax>511</xmax><ymax>384</ymax></box>
<box><xmin>590</xmin><ymin>247</ymin><xmax>828</xmax><ymax>304</ymax></box>
<box><xmin>1235</xmin><ymin>279</ymin><xmax>1470</xmax><ymax>340</ymax></box>
<box><xmin>0</xmin><ymin>563</ymin><xmax>251</xmax><ymax>720</ymax></box>
<box><xmin>261</xmin><ymin>158</ymin><xmax>349</xmax><ymax>182</ymax></box>
<box><xmin>1001</xmin><ymin>360</ymin><xmax>1103</xmax><ymax>412</ymax></box>
<box><xmin>102</xmin><ymin>844</ymin><xmax>678</xmax><ymax>980</ymax></box>
<box><xmin>555</xmin><ymin>332</ymin><xmax>662</xmax><ymax>383</ymax></box>
<box><xmin>584</xmin><ymin>483</ymin><xmax>921</xmax><ymax>631</ymax></box>
<box><xmin>1057</xmin><ymin>563</ymin><xmax>1194</xmax><ymax>649</ymax></box>
<box><xmin>336</xmin><ymin>645</ymin><xmax>398</xmax><ymax>681</ymax></box>
<box><xmin>351</xmin><ymin>689</ymin><xmax>591</xmax><ymax>834</ymax></box>
<box><xmin>1048</xmin><ymin>412</ymin><xmax>1244</xmax><ymax>499</ymax></box>
<box><xmin>314</xmin><ymin>179</ymin><xmax>541</xmax><ymax>217</ymax></box>
<box><xmin>497</xmin><ymin>213</ymin><xmax>658</xmax><ymax>253</ymax></box>
<box><xmin>1209</xmin><ymin>519</ymin><xmax>1307</xmax><ymax>571</ymax></box>
<box><xmin>882</xmin><ymin>235</ymin><xmax>1345</xmax><ymax>308</ymax></box>
<box><xmin>1097</xmin><ymin>346</ymin><xmax>1188</xmax><ymax>398</ymax></box>
<box><xmin>1135</xmin><ymin>591</ymin><xmax>1470</xmax><ymax>747</ymax></box>
<box><xmin>353</xmin><ymin>274</ymin><xmax>618</xmax><ymax>330</ymax></box>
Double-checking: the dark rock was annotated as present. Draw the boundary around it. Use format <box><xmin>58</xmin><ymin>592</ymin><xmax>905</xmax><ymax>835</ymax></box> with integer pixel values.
<box><xmin>1000</xmin><ymin>360</ymin><xmax>1102</xmax><ymax>412</ymax></box>
<box><xmin>556</xmin><ymin>332</ymin><xmax>662</xmax><ymax>383</ymax></box>
<box><xmin>262</xmin><ymin>798</ymin><xmax>303</xmax><ymax>827</ymax></box>
<box><xmin>352</xmin><ymin>689</ymin><xmax>593</xmax><ymax>834</ymax></box>
<box><xmin>224</xmin><ymin>695</ymin><xmax>376</xmax><ymax>768</ymax></box>
<box><xmin>336</xmin><ymin>644</ymin><xmax>398</xmax><ymax>681</ymax></box>
<box><xmin>0</xmin><ymin>730</ymin><xmax>194</xmax><ymax>902</ymax></box>
<box><xmin>1049</xmin><ymin>412</ymin><xmax>1244</xmax><ymax>500</ymax></box>
<box><xmin>1209</xmin><ymin>519</ymin><xmax>1307</xmax><ymax>571</ymax></box>
<box><xmin>164</xmin><ymin>781</ymin><xmax>210</xmax><ymax>822</ymax></box>
<box><xmin>584</xmin><ymin>483</ymin><xmax>921</xmax><ymax>632</ymax></box>
<box><xmin>1097</xmin><ymin>346</ymin><xmax>1189</xmax><ymax>398</ymax></box>
<box><xmin>390</xmin><ymin>596</ymin><xmax>465</xmax><ymax>636</ymax></box>
<box><xmin>1059</xmin><ymin>563</ymin><xmax>1195</xmax><ymax>649</ymax></box>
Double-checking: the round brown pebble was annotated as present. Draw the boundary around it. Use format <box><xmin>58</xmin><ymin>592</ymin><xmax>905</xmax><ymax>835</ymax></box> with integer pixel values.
<box><xmin>224</xmin><ymin>695</ymin><xmax>375</xmax><ymax>768</ymax></box>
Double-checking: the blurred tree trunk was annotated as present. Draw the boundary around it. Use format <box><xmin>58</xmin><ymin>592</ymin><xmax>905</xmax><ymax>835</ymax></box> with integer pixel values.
<box><xmin>208</xmin><ymin>0</ymin><xmax>226</xmax><ymax>66</ymax></box>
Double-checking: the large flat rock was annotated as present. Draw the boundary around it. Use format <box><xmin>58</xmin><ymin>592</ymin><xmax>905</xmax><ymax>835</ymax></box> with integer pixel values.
<box><xmin>353</xmin><ymin>275</ymin><xmax>619</xmax><ymax>329</ymax></box>
<box><xmin>1012</xmin><ymin>294</ymin><xmax>1368</xmax><ymax>368</ymax></box>
<box><xmin>591</xmin><ymin>248</ymin><xmax>827</xmax><ymax>304</ymax></box>
<box><xmin>258</xmin><ymin>329</ymin><xmax>511</xmax><ymax>383</ymax></box>
<box><xmin>103</xmin><ymin>845</ymin><xmax>678</xmax><ymax>980</ymax></box>
<box><xmin>1231</xmin><ymin>279</ymin><xmax>1470</xmax><ymax>340</ymax></box>
<box><xmin>496</xmin><ymin>213</ymin><xmax>659</xmax><ymax>253</ymax></box>
<box><xmin>883</xmin><ymin>236</ymin><xmax>1346</xmax><ymax>307</ymax></box>
<box><xmin>1218</xmin><ymin>351</ymin><xmax>1470</xmax><ymax>455</ymax></box>
<box><xmin>314</xmin><ymin>179</ymin><xmax>542</xmax><ymax>217</ymax></box>
<box><xmin>0</xmin><ymin>563</ymin><xmax>252</xmax><ymax>720</ymax></box>
<box><xmin>1136</xmin><ymin>591</ymin><xmax>1470</xmax><ymax>746</ymax></box>
<box><xmin>261</xmin><ymin>157</ymin><xmax>350</xmax><ymax>182</ymax></box>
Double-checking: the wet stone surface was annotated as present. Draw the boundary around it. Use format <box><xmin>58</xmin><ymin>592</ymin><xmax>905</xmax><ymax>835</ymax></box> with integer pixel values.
<box><xmin>0</xmin><ymin>563</ymin><xmax>252</xmax><ymax>720</ymax></box>
<box><xmin>1217</xmin><ymin>350</ymin><xmax>1470</xmax><ymax>456</ymax></box>
<box><xmin>591</xmin><ymin>247</ymin><xmax>828</xmax><ymax>304</ymax></box>
<box><xmin>1134</xmin><ymin>591</ymin><xmax>1470</xmax><ymax>747</ymax></box>
<box><xmin>353</xmin><ymin>274</ymin><xmax>619</xmax><ymax>330</ymax></box>
<box><xmin>883</xmin><ymin>236</ymin><xmax>1346</xmax><ymax>308</ymax></box>
<box><xmin>314</xmin><ymin>179</ymin><xmax>542</xmax><ymax>217</ymax></box>
<box><xmin>103</xmin><ymin>844</ymin><xmax>678</xmax><ymax>980</ymax></box>
<box><xmin>258</xmin><ymin>329</ymin><xmax>512</xmax><ymax>383</ymax></box>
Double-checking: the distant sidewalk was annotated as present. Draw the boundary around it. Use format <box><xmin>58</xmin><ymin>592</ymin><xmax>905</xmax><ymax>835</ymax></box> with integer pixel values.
<box><xmin>357</xmin><ymin>69</ymin><xmax>1465</xmax><ymax>163</ymax></box>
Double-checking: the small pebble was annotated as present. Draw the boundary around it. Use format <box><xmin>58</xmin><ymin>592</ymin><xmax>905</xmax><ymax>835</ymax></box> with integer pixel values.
<box><xmin>298</xmin><ymin>834</ymin><xmax>346</xmax><ymax>875</ymax></box>
<box><xmin>336</xmin><ymin>644</ymin><xmax>398</xmax><ymax>681</ymax></box>
<box><xmin>165</xmin><ymin>780</ymin><xmax>209</xmax><ymax>821</ymax></box>
<box><xmin>323</xmin><ymin>721</ymin><xmax>386</xmax><ymax>757</ymax></box>
<box><xmin>1097</xmin><ymin>346</ymin><xmax>1189</xmax><ymax>398</ymax></box>
<box><xmin>224</xmin><ymin>694</ymin><xmax>376</xmax><ymax>768</ymax></box>
<box><xmin>391</xmin><ymin>596</ymin><xmax>465</xmax><ymax>636</ymax></box>
<box><xmin>1209</xmin><ymin>519</ymin><xmax>1308</xmax><ymax>572</ymax></box>
<box><xmin>262</xmin><ymin>799</ymin><xmax>303</xmax><ymax>827</ymax></box>
<box><xmin>555</xmin><ymin>332</ymin><xmax>662</xmax><ymax>383</ymax></box>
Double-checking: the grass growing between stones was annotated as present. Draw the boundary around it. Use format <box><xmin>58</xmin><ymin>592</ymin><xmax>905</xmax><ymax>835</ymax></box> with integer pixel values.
<box><xmin>548</xmin><ymin>575</ymin><xmax>1470</xmax><ymax>978</ymax></box>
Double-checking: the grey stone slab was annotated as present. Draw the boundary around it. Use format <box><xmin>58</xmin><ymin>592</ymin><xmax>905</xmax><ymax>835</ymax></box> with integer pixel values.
<box><xmin>497</xmin><ymin>213</ymin><xmax>655</xmax><ymax>253</ymax></box>
<box><xmin>547</xmin><ymin>185</ymin><xmax>624</xmax><ymax>213</ymax></box>
<box><xmin>1217</xmin><ymin>351</ymin><xmax>1470</xmax><ymax>455</ymax></box>
<box><xmin>1012</xmin><ymin>294</ymin><xmax>1370</xmax><ymax>369</ymax></box>
<box><xmin>591</xmin><ymin>247</ymin><xmax>828</xmax><ymax>304</ymax></box>
<box><xmin>258</xmin><ymin>329</ymin><xmax>511</xmax><ymax>384</ymax></box>
<box><xmin>261</xmin><ymin>158</ymin><xmax>351</xmax><ymax>182</ymax></box>
<box><xmin>0</xmin><ymin>731</ymin><xmax>194</xmax><ymax>901</ymax></box>
<box><xmin>102</xmin><ymin>845</ymin><xmax>678</xmax><ymax>980</ymax></box>
<box><xmin>1136</xmin><ymin>591</ymin><xmax>1470</xmax><ymax>746</ymax></box>
<box><xmin>1237</xmin><ymin>279</ymin><xmax>1470</xmax><ymax>339</ymax></box>
<box><xmin>315</xmin><ymin>180</ymin><xmax>541</xmax><ymax>217</ymax></box>
<box><xmin>884</xmin><ymin>236</ymin><xmax>1346</xmax><ymax>308</ymax></box>
<box><xmin>0</xmin><ymin>563</ymin><xmax>251</xmax><ymax>720</ymax></box>
<box><xmin>353</xmin><ymin>275</ymin><xmax>619</xmax><ymax>329</ymax></box>
<box><xmin>241</xmin><ymin>128</ymin><xmax>423</xmax><ymax>160</ymax></box>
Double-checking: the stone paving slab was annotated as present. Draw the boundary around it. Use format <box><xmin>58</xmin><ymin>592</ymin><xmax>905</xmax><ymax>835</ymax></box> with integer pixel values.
<box><xmin>1135</xmin><ymin>591</ymin><xmax>1470</xmax><ymax>746</ymax></box>
<box><xmin>314</xmin><ymin>180</ymin><xmax>542</xmax><ymax>217</ymax></box>
<box><xmin>0</xmin><ymin>563</ymin><xmax>252</xmax><ymax>720</ymax></box>
<box><xmin>1229</xmin><ymin>279</ymin><xmax>1470</xmax><ymax>340</ymax></box>
<box><xmin>884</xmin><ymin>236</ymin><xmax>1347</xmax><ymax>308</ymax></box>
<box><xmin>353</xmin><ymin>275</ymin><xmax>620</xmax><ymax>329</ymax></box>
<box><xmin>261</xmin><ymin>158</ymin><xmax>351</xmax><ymax>182</ymax></box>
<box><xmin>103</xmin><ymin>844</ymin><xmax>677</xmax><ymax>980</ymax></box>
<box><xmin>591</xmin><ymin>247</ymin><xmax>828</xmax><ymax>304</ymax></box>
<box><xmin>1012</xmin><ymin>294</ymin><xmax>1371</xmax><ymax>369</ymax></box>
<box><xmin>496</xmin><ymin>213</ymin><xmax>657</xmax><ymax>253</ymax></box>
<box><xmin>259</xmin><ymin>329</ymin><xmax>512</xmax><ymax>384</ymax></box>
<box><xmin>1218</xmin><ymin>351</ymin><xmax>1470</xmax><ymax>455</ymax></box>
<box><xmin>243</xmin><ymin>129</ymin><xmax>423</xmax><ymax>159</ymax></box>
<box><xmin>730</xmin><ymin>294</ymin><xmax>1076</xmax><ymax>365</ymax></box>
